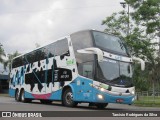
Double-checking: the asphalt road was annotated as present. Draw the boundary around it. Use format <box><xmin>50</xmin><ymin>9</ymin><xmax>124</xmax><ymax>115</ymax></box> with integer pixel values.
<box><xmin>0</xmin><ymin>96</ymin><xmax>160</xmax><ymax>111</ymax></box>
<box><xmin>0</xmin><ymin>95</ymin><xmax>160</xmax><ymax>120</ymax></box>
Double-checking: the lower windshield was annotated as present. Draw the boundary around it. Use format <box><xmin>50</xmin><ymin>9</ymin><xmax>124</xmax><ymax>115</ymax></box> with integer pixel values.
<box><xmin>97</xmin><ymin>58</ymin><xmax>133</xmax><ymax>87</ymax></box>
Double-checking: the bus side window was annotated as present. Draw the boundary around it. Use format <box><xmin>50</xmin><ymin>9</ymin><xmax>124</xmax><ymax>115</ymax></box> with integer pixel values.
<box><xmin>12</xmin><ymin>57</ymin><xmax>23</xmax><ymax>68</ymax></box>
<box><xmin>55</xmin><ymin>39</ymin><xmax>69</xmax><ymax>56</ymax></box>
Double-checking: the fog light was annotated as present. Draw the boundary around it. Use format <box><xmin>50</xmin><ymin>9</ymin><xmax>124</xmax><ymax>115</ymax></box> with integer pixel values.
<box><xmin>97</xmin><ymin>94</ymin><xmax>103</xmax><ymax>99</ymax></box>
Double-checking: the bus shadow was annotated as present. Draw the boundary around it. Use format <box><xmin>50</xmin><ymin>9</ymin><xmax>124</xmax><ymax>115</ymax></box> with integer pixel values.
<box><xmin>30</xmin><ymin>100</ymin><xmax>126</xmax><ymax>111</ymax></box>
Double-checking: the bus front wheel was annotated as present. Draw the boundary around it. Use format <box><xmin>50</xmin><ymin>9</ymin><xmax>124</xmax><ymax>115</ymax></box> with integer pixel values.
<box><xmin>95</xmin><ymin>103</ymin><xmax>108</xmax><ymax>109</ymax></box>
<box><xmin>62</xmin><ymin>89</ymin><xmax>77</xmax><ymax>107</ymax></box>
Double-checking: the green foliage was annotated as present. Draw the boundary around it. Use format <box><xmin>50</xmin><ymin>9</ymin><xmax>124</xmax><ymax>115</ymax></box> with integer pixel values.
<box><xmin>126</xmin><ymin>0</ymin><xmax>160</xmax><ymax>35</ymax></box>
<box><xmin>102</xmin><ymin>11</ymin><xmax>129</xmax><ymax>37</ymax></box>
<box><xmin>102</xmin><ymin>0</ymin><xmax>160</xmax><ymax>91</ymax></box>
<box><xmin>133</xmin><ymin>63</ymin><xmax>150</xmax><ymax>91</ymax></box>
<box><xmin>134</xmin><ymin>96</ymin><xmax>160</xmax><ymax>107</ymax></box>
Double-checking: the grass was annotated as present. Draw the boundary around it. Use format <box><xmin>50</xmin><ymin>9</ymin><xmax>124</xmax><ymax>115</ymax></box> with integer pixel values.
<box><xmin>0</xmin><ymin>93</ymin><xmax>9</xmax><ymax>97</ymax></box>
<box><xmin>134</xmin><ymin>96</ymin><xmax>160</xmax><ymax>107</ymax></box>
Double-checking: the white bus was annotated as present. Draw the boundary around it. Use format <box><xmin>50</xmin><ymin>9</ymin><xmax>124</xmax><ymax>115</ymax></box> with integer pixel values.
<box><xmin>9</xmin><ymin>30</ymin><xmax>145</xmax><ymax>108</ymax></box>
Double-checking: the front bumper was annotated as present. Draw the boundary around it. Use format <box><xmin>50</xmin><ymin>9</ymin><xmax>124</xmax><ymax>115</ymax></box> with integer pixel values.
<box><xmin>93</xmin><ymin>88</ymin><xmax>135</xmax><ymax>105</ymax></box>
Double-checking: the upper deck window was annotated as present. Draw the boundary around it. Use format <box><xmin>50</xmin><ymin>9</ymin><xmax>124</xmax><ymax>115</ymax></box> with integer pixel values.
<box><xmin>93</xmin><ymin>31</ymin><xmax>129</xmax><ymax>56</ymax></box>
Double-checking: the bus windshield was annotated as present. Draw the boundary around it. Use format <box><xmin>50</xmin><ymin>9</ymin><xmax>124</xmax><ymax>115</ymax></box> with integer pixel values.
<box><xmin>97</xmin><ymin>58</ymin><xmax>133</xmax><ymax>87</ymax></box>
<box><xmin>92</xmin><ymin>31</ymin><xmax>129</xmax><ymax>56</ymax></box>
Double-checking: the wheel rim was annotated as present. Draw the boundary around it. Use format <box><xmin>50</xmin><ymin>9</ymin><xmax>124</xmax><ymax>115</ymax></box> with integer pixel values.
<box><xmin>21</xmin><ymin>91</ymin><xmax>24</xmax><ymax>101</ymax></box>
<box><xmin>65</xmin><ymin>92</ymin><xmax>73</xmax><ymax>105</ymax></box>
<box><xmin>16</xmin><ymin>91</ymin><xmax>19</xmax><ymax>100</ymax></box>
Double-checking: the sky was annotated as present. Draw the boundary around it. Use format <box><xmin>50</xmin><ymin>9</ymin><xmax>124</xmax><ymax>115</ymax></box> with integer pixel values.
<box><xmin>0</xmin><ymin>0</ymin><xmax>124</xmax><ymax>74</ymax></box>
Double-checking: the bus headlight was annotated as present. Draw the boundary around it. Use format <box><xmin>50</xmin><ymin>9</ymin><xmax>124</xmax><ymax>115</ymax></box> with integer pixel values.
<box><xmin>100</xmin><ymin>88</ymin><xmax>105</xmax><ymax>92</ymax></box>
<box><xmin>97</xmin><ymin>94</ymin><xmax>103</xmax><ymax>99</ymax></box>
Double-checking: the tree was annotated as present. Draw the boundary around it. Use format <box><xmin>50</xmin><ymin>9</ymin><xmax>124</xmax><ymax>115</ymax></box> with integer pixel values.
<box><xmin>0</xmin><ymin>43</ymin><xmax>5</xmax><ymax>64</ymax></box>
<box><xmin>126</xmin><ymin>0</ymin><xmax>160</xmax><ymax>36</ymax></box>
<box><xmin>102</xmin><ymin>0</ymin><xmax>160</xmax><ymax>91</ymax></box>
<box><xmin>126</xmin><ymin>0</ymin><xmax>160</xmax><ymax>94</ymax></box>
<box><xmin>4</xmin><ymin>51</ymin><xmax>21</xmax><ymax>71</ymax></box>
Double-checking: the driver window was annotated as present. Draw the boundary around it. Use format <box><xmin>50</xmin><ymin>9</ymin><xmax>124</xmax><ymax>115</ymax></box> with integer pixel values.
<box><xmin>78</xmin><ymin>61</ymin><xmax>94</xmax><ymax>79</ymax></box>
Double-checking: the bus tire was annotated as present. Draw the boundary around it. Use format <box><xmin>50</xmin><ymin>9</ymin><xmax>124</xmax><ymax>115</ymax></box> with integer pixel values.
<box><xmin>20</xmin><ymin>89</ymin><xmax>32</xmax><ymax>103</ymax></box>
<box><xmin>95</xmin><ymin>103</ymin><xmax>108</xmax><ymax>109</ymax></box>
<box><xmin>62</xmin><ymin>88</ymin><xmax>77</xmax><ymax>107</ymax></box>
<box><xmin>15</xmin><ymin>89</ymin><xmax>20</xmax><ymax>102</ymax></box>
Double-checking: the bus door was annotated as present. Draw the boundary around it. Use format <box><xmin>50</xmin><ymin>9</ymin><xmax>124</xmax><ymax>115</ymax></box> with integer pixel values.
<box><xmin>77</xmin><ymin>61</ymin><xmax>94</xmax><ymax>101</ymax></box>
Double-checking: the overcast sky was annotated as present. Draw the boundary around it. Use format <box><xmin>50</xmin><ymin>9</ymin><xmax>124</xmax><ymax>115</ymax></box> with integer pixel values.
<box><xmin>0</xmin><ymin>0</ymin><xmax>124</xmax><ymax>73</ymax></box>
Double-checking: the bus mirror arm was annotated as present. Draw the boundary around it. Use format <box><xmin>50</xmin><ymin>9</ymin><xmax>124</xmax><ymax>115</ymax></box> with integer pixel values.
<box><xmin>132</xmin><ymin>57</ymin><xmax>145</xmax><ymax>71</ymax></box>
<box><xmin>77</xmin><ymin>47</ymin><xmax>103</xmax><ymax>62</ymax></box>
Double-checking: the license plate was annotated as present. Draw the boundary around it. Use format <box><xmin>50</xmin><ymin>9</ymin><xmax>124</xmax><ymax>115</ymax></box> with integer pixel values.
<box><xmin>116</xmin><ymin>99</ymin><xmax>124</xmax><ymax>103</ymax></box>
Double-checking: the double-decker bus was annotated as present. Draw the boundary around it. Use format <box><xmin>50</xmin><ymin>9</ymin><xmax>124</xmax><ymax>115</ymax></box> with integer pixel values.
<box><xmin>9</xmin><ymin>30</ymin><xmax>145</xmax><ymax>108</ymax></box>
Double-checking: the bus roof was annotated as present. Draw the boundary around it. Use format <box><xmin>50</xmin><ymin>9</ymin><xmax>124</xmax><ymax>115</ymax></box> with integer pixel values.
<box><xmin>11</xmin><ymin>29</ymin><xmax>119</xmax><ymax>60</ymax></box>
<box><xmin>12</xmin><ymin>36</ymin><xmax>69</xmax><ymax>60</ymax></box>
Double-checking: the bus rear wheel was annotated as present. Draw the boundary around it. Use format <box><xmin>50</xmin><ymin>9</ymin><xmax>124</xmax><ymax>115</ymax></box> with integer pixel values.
<box><xmin>15</xmin><ymin>89</ymin><xmax>20</xmax><ymax>101</ymax></box>
<box><xmin>62</xmin><ymin>89</ymin><xmax>77</xmax><ymax>107</ymax></box>
<box><xmin>20</xmin><ymin>90</ymin><xmax>32</xmax><ymax>103</ymax></box>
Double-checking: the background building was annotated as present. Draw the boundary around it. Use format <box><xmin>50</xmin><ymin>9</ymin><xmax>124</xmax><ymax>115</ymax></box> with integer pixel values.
<box><xmin>0</xmin><ymin>63</ymin><xmax>9</xmax><ymax>93</ymax></box>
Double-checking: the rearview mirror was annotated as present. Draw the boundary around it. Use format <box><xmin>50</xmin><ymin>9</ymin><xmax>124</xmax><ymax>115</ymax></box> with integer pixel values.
<box><xmin>132</xmin><ymin>57</ymin><xmax>145</xmax><ymax>71</ymax></box>
<box><xmin>77</xmin><ymin>47</ymin><xmax>103</xmax><ymax>62</ymax></box>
